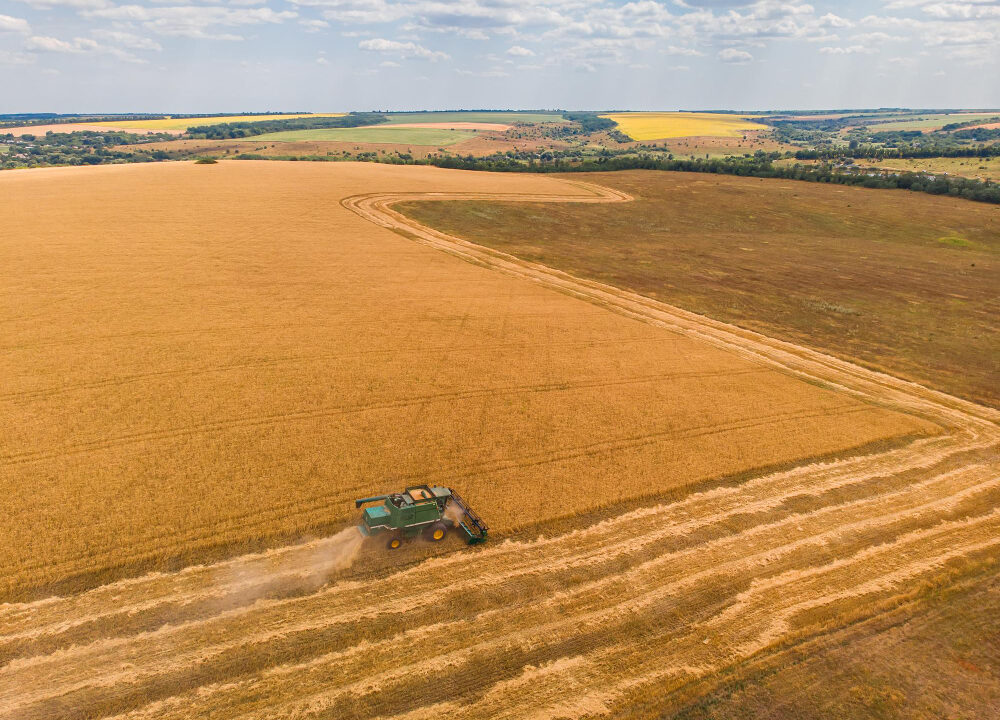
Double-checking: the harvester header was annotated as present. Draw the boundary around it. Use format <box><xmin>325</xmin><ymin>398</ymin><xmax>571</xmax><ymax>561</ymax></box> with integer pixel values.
<box><xmin>354</xmin><ymin>485</ymin><xmax>488</xmax><ymax>549</ymax></box>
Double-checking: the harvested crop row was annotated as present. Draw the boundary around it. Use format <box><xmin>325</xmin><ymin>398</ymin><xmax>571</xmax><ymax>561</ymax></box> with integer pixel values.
<box><xmin>4</xmin><ymin>453</ymin><xmax>995</xmax><ymax>718</ymax></box>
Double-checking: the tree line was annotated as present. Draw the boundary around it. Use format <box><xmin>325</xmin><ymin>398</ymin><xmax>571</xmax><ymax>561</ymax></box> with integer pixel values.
<box><xmin>421</xmin><ymin>153</ymin><xmax>1000</xmax><ymax>204</ymax></box>
<box><xmin>186</xmin><ymin>113</ymin><xmax>387</xmax><ymax>139</ymax></box>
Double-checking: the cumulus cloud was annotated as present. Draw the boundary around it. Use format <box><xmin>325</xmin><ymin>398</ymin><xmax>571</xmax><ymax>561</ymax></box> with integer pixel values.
<box><xmin>820</xmin><ymin>44</ymin><xmax>879</xmax><ymax>54</ymax></box>
<box><xmin>11</xmin><ymin>0</ymin><xmax>110</xmax><ymax>8</ymax></box>
<box><xmin>506</xmin><ymin>45</ymin><xmax>534</xmax><ymax>56</ymax></box>
<box><xmin>818</xmin><ymin>12</ymin><xmax>853</xmax><ymax>28</ymax></box>
<box><xmin>358</xmin><ymin>37</ymin><xmax>449</xmax><ymax>60</ymax></box>
<box><xmin>0</xmin><ymin>14</ymin><xmax>30</xmax><ymax>33</ymax></box>
<box><xmin>84</xmin><ymin>5</ymin><xmax>297</xmax><ymax>39</ymax></box>
<box><xmin>7</xmin><ymin>0</ymin><xmax>1000</xmax><ymax>90</ymax></box>
<box><xmin>25</xmin><ymin>33</ymin><xmax>149</xmax><ymax>62</ymax></box>
<box><xmin>300</xmin><ymin>18</ymin><xmax>329</xmax><ymax>32</ymax></box>
<box><xmin>718</xmin><ymin>47</ymin><xmax>752</xmax><ymax>62</ymax></box>
<box><xmin>924</xmin><ymin>27</ymin><xmax>994</xmax><ymax>45</ymax></box>
<box><xmin>91</xmin><ymin>29</ymin><xmax>162</xmax><ymax>51</ymax></box>
<box><xmin>25</xmin><ymin>34</ymin><xmax>92</xmax><ymax>52</ymax></box>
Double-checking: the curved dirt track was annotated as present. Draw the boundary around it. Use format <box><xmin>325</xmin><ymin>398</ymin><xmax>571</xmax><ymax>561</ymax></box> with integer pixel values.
<box><xmin>1</xmin><ymin>177</ymin><xmax>997</xmax><ymax>719</ymax></box>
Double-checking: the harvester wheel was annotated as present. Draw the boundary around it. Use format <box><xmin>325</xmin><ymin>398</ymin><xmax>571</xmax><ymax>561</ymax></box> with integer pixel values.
<box><xmin>425</xmin><ymin>523</ymin><xmax>448</xmax><ymax>542</ymax></box>
<box><xmin>386</xmin><ymin>537</ymin><xmax>402</xmax><ymax>550</ymax></box>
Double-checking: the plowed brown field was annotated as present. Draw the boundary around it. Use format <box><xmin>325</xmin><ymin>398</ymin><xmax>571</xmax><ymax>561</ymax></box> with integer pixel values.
<box><xmin>0</xmin><ymin>161</ymin><xmax>996</xmax><ymax>719</ymax></box>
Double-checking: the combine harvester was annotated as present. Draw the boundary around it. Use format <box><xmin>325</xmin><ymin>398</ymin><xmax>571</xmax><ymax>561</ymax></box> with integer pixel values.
<box><xmin>355</xmin><ymin>485</ymin><xmax>488</xmax><ymax>549</ymax></box>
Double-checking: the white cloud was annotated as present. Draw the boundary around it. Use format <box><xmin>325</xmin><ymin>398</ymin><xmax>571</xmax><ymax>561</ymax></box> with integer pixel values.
<box><xmin>853</xmin><ymin>31</ymin><xmax>905</xmax><ymax>42</ymax></box>
<box><xmin>925</xmin><ymin>27</ymin><xmax>994</xmax><ymax>45</ymax></box>
<box><xmin>25</xmin><ymin>34</ymin><xmax>91</xmax><ymax>52</ymax></box>
<box><xmin>84</xmin><ymin>5</ymin><xmax>297</xmax><ymax>39</ymax></box>
<box><xmin>11</xmin><ymin>0</ymin><xmax>110</xmax><ymax>8</ymax></box>
<box><xmin>300</xmin><ymin>18</ymin><xmax>329</xmax><ymax>32</ymax></box>
<box><xmin>0</xmin><ymin>14</ymin><xmax>30</xmax><ymax>33</ymax></box>
<box><xmin>718</xmin><ymin>47</ymin><xmax>752</xmax><ymax>62</ymax></box>
<box><xmin>820</xmin><ymin>44</ymin><xmax>879</xmax><ymax>54</ymax></box>
<box><xmin>25</xmin><ymin>33</ymin><xmax>149</xmax><ymax>62</ymax></box>
<box><xmin>456</xmin><ymin>67</ymin><xmax>510</xmax><ymax>78</ymax></box>
<box><xmin>818</xmin><ymin>12</ymin><xmax>853</xmax><ymax>28</ymax></box>
<box><xmin>663</xmin><ymin>45</ymin><xmax>704</xmax><ymax>56</ymax></box>
<box><xmin>921</xmin><ymin>2</ymin><xmax>1000</xmax><ymax>20</ymax></box>
<box><xmin>91</xmin><ymin>29</ymin><xmax>162</xmax><ymax>51</ymax></box>
<box><xmin>6</xmin><ymin>0</ymin><xmax>1000</xmax><ymax>98</ymax></box>
<box><xmin>358</xmin><ymin>37</ymin><xmax>449</xmax><ymax>61</ymax></box>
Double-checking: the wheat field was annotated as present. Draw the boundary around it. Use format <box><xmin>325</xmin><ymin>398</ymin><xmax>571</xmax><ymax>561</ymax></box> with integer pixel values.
<box><xmin>1</xmin><ymin>161</ymin><xmax>996</xmax><ymax>719</ymax></box>
<box><xmin>603</xmin><ymin>112</ymin><xmax>768</xmax><ymax>140</ymax></box>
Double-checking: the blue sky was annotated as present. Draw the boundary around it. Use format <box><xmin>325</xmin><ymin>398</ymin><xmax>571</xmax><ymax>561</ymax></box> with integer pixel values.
<box><xmin>1</xmin><ymin>0</ymin><xmax>998</xmax><ymax>112</ymax></box>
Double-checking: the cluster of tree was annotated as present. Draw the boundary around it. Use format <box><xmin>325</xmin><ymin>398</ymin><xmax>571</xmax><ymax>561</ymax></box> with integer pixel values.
<box><xmin>767</xmin><ymin>115</ymin><xmax>882</xmax><ymax>133</ymax></box>
<box><xmin>0</xmin><ymin>130</ymin><xmax>172</xmax><ymax>169</ymax></box>
<box><xmin>2</xmin><ymin>129</ymin><xmax>174</xmax><ymax>145</ymax></box>
<box><xmin>861</xmin><ymin>130</ymin><xmax>924</xmax><ymax>144</ymax></box>
<box><xmin>951</xmin><ymin>127</ymin><xmax>1000</xmax><ymax>142</ymax></box>
<box><xmin>940</xmin><ymin>116</ymin><xmax>1000</xmax><ymax>131</ymax></box>
<box><xmin>560</xmin><ymin>112</ymin><xmax>618</xmax><ymax>133</ymax></box>
<box><xmin>414</xmin><ymin>153</ymin><xmax>999</xmax><ymax>204</ymax></box>
<box><xmin>0</xmin><ymin>114</ymin><xmax>168</xmax><ymax>129</ymax></box>
<box><xmin>773</xmin><ymin>114</ymin><xmax>1000</xmax><ymax>154</ymax></box>
<box><xmin>794</xmin><ymin>143</ymin><xmax>1000</xmax><ymax>160</ymax></box>
<box><xmin>186</xmin><ymin>112</ymin><xmax>387</xmax><ymax>139</ymax></box>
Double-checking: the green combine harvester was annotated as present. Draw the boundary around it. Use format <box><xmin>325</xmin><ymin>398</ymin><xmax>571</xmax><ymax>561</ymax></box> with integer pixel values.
<box><xmin>355</xmin><ymin>485</ymin><xmax>488</xmax><ymax>549</ymax></box>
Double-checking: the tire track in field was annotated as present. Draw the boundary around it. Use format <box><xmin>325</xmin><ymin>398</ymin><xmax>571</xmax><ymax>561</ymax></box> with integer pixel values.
<box><xmin>0</xmin><ymin>431</ymin><xmax>963</xmax><ymax>648</ymax></box>
<box><xmin>2</xmin><ymin>369</ymin><xmax>846</xmax><ymax>592</ymax></box>
<box><xmin>4</xmin><ymin>458</ymin><xmax>996</xmax><ymax>718</ymax></box>
<box><xmin>1</xmin><ymin>366</ymin><xmax>772</xmax><ymax>466</ymax></box>
<box><xmin>0</xmin><ymin>336</ymin><xmax>680</xmax><ymax>403</ymax></box>
<box><xmin>87</xmin><ymin>506</ymin><xmax>1000</xmax><ymax>720</ymax></box>
<box><xmin>2</xmin><ymin>178</ymin><xmax>997</xmax><ymax>720</ymax></box>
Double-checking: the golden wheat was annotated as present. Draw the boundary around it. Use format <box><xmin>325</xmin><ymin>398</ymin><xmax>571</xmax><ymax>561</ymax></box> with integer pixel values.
<box><xmin>603</xmin><ymin>111</ymin><xmax>767</xmax><ymax>140</ymax></box>
<box><xmin>2</xmin><ymin>161</ymin><xmax>994</xmax><ymax>720</ymax></box>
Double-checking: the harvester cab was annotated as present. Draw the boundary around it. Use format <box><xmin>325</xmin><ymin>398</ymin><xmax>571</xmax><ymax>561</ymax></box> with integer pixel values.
<box><xmin>354</xmin><ymin>485</ymin><xmax>488</xmax><ymax>550</ymax></box>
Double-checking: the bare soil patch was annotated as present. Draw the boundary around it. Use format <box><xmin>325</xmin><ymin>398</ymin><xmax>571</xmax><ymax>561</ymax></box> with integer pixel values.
<box><xmin>663</xmin><ymin>130</ymin><xmax>791</xmax><ymax>156</ymax></box>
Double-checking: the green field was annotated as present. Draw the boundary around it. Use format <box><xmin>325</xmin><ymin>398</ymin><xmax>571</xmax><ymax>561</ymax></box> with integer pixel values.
<box><xmin>864</xmin><ymin>112</ymin><xmax>1000</xmax><ymax>131</ymax></box>
<box><xmin>382</xmin><ymin>111</ymin><xmax>566</xmax><ymax>124</ymax></box>
<box><xmin>252</xmin><ymin>126</ymin><xmax>476</xmax><ymax>145</ymax></box>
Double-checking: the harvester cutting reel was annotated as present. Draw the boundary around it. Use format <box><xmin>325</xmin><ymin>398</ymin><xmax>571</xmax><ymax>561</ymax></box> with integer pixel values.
<box><xmin>355</xmin><ymin>485</ymin><xmax>488</xmax><ymax>550</ymax></box>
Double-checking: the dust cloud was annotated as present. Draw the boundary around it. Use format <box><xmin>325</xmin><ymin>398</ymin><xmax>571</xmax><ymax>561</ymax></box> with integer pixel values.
<box><xmin>444</xmin><ymin>500</ymin><xmax>466</xmax><ymax>526</ymax></box>
<box><xmin>211</xmin><ymin>527</ymin><xmax>364</xmax><ymax>608</ymax></box>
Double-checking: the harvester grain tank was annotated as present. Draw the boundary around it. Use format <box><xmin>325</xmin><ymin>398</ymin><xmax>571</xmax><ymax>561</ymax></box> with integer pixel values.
<box><xmin>354</xmin><ymin>485</ymin><xmax>488</xmax><ymax>549</ymax></box>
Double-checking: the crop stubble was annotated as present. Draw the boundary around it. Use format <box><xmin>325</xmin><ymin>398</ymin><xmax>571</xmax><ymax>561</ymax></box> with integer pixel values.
<box><xmin>0</xmin><ymin>162</ymin><xmax>996</xmax><ymax>718</ymax></box>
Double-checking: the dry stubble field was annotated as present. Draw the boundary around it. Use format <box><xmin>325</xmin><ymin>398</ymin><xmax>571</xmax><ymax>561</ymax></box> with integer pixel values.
<box><xmin>0</xmin><ymin>161</ymin><xmax>997</xmax><ymax>719</ymax></box>
<box><xmin>401</xmin><ymin>172</ymin><xmax>1000</xmax><ymax>407</ymax></box>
